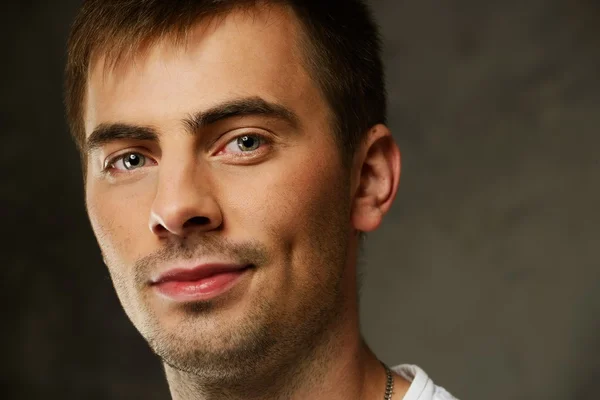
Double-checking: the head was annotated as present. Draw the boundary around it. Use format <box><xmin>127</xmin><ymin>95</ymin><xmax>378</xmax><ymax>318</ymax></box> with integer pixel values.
<box><xmin>65</xmin><ymin>0</ymin><xmax>400</xmax><ymax>386</ymax></box>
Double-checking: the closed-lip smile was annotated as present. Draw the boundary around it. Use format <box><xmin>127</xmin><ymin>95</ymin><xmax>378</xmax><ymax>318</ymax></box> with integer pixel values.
<box><xmin>151</xmin><ymin>263</ymin><xmax>253</xmax><ymax>302</ymax></box>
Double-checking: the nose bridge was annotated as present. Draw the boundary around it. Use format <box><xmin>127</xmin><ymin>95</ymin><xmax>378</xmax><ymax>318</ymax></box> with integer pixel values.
<box><xmin>157</xmin><ymin>152</ymin><xmax>197</xmax><ymax>199</ymax></box>
<box><xmin>149</xmin><ymin>151</ymin><xmax>221</xmax><ymax>236</ymax></box>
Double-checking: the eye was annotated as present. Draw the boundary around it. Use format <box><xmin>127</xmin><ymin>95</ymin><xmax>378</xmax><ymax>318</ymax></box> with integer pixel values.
<box><xmin>107</xmin><ymin>152</ymin><xmax>147</xmax><ymax>171</ymax></box>
<box><xmin>223</xmin><ymin>134</ymin><xmax>263</xmax><ymax>153</ymax></box>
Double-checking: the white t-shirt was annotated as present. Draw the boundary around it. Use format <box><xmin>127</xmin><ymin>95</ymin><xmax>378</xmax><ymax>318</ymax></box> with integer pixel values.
<box><xmin>392</xmin><ymin>365</ymin><xmax>457</xmax><ymax>400</ymax></box>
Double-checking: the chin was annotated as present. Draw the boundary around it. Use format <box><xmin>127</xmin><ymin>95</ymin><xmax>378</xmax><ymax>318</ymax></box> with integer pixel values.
<box><xmin>145</xmin><ymin>309</ymin><xmax>279</xmax><ymax>379</ymax></box>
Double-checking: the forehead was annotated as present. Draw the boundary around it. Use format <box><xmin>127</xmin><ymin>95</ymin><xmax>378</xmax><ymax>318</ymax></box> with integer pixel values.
<box><xmin>84</xmin><ymin>5</ymin><xmax>324</xmax><ymax>136</ymax></box>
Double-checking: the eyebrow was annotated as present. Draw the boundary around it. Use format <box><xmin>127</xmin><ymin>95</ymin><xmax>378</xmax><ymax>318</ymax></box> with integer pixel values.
<box><xmin>85</xmin><ymin>96</ymin><xmax>300</xmax><ymax>154</ymax></box>
<box><xmin>184</xmin><ymin>96</ymin><xmax>300</xmax><ymax>132</ymax></box>
<box><xmin>85</xmin><ymin>124</ymin><xmax>158</xmax><ymax>153</ymax></box>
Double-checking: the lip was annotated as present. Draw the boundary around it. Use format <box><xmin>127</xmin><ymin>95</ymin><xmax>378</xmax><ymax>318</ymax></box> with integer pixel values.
<box><xmin>151</xmin><ymin>263</ymin><xmax>253</xmax><ymax>302</ymax></box>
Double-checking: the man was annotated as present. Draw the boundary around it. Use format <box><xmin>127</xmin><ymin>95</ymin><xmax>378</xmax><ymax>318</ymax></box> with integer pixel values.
<box><xmin>64</xmin><ymin>1</ymin><xmax>457</xmax><ymax>399</ymax></box>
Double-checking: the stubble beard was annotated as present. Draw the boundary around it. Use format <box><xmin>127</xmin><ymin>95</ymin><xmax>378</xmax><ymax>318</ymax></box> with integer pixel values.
<box><xmin>156</xmin><ymin>237</ymin><xmax>347</xmax><ymax>396</ymax></box>
<box><xmin>153</xmin><ymin>259</ymin><xmax>347</xmax><ymax>398</ymax></box>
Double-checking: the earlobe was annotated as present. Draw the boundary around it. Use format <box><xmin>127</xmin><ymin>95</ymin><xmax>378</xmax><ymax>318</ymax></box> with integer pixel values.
<box><xmin>351</xmin><ymin>124</ymin><xmax>401</xmax><ymax>232</ymax></box>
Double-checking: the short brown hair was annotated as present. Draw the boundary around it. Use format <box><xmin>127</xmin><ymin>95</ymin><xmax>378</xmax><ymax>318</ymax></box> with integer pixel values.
<box><xmin>65</xmin><ymin>0</ymin><xmax>386</xmax><ymax>166</ymax></box>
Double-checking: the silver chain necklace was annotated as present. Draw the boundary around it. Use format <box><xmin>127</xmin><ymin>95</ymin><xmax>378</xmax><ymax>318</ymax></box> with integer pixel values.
<box><xmin>382</xmin><ymin>362</ymin><xmax>394</xmax><ymax>400</ymax></box>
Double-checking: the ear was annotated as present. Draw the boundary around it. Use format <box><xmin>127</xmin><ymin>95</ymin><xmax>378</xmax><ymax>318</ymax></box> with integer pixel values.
<box><xmin>351</xmin><ymin>124</ymin><xmax>401</xmax><ymax>233</ymax></box>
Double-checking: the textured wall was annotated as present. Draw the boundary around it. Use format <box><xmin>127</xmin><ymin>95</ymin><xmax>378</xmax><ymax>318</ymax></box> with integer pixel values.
<box><xmin>363</xmin><ymin>1</ymin><xmax>600</xmax><ymax>399</ymax></box>
<box><xmin>4</xmin><ymin>1</ymin><xmax>599</xmax><ymax>399</ymax></box>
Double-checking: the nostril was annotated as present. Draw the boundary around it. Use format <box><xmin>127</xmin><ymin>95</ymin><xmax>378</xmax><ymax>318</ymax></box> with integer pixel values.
<box><xmin>184</xmin><ymin>216</ymin><xmax>210</xmax><ymax>227</ymax></box>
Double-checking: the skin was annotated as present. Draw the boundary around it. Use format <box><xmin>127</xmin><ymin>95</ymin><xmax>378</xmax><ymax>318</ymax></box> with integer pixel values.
<box><xmin>83</xmin><ymin>5</ymin><xmax>407</xmax><ymax>400</ymax></box>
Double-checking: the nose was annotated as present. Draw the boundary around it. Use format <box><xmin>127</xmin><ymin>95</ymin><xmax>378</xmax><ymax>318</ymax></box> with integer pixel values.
<box><xmin>149</xmin><ymin>162</ymin><xmax>222</xmax><ymax>238</ymax></box>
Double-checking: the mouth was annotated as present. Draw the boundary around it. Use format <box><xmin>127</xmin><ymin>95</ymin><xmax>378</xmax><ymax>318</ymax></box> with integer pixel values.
<box><xmin>150</xmin><ymin>263</ymin><xmax>254</xmax><ymax>302</ymax></box>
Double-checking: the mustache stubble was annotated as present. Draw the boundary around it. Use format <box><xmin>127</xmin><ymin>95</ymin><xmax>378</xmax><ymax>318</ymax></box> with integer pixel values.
<box><xmin>131</xmin><ymin>234</ymin><xmax>271</xmax><ymax>290</ymax></box>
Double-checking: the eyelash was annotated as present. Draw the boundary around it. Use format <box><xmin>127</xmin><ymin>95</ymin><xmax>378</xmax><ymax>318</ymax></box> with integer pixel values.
<box><xmin>102</xmin><ymin>133</ymin><xmax>271</xmax><ymax>173</ymax></box>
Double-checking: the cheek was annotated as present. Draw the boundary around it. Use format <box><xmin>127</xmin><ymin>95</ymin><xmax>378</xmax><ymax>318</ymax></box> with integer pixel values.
<box><xmin>220</xmin><ymin>150</ymin><xmax>350</xmax><ymax>265</ymax></box>
<box><xmin>85</xmin><ymin>180</ymin><xmax>153</xmax><ymax>267</ymax></box>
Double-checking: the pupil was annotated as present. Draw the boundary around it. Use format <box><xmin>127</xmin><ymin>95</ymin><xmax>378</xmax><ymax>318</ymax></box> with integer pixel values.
<box><xmin>128</xmin><ymin>154</ymin><xmax>140</xmax><ymax>165</ymax></box>
<box><xmin>239</xmin><ymin>136</ymin><xmax>257</xmax><ymax>150</ymax></box>
<box><xmin>124</xmin><ymin>153</ymin><xmax>143</xmax><ymax>169</ymax></box>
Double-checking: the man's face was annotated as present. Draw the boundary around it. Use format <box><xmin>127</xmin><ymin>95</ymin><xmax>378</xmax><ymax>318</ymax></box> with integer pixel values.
<box><xmin>84</xmin><ymin>7</ymin><xmax>357</xmax><ymax>380</ymax></box>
